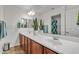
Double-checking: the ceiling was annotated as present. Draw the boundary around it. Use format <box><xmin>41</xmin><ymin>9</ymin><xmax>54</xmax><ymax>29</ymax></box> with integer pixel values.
<box><xmin>18</xmin><ymin>5</ymin><xmax>63</xmax><ymax>15</ymax></box>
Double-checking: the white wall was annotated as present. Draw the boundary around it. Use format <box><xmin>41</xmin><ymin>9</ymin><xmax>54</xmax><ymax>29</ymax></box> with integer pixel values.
<box><xmin>3</xmin><ymin>6</ymin><xmax>33</xmax><ymax>47</ymax></box>
<box><xmin>66</xmin><ymin>6</ymin><xmax>79</xmax><ymax>37</ymax></box>
<box><xmin>0</xmin><ymin>6</ymin><xmax>4</xmax><ymax>20</ymax></box>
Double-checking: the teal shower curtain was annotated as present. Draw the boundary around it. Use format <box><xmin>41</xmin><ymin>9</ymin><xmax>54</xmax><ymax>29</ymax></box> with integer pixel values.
<box><xmin>51</xmin><ymin>17</ymin><xmax>58</xmax><ymax>34</ymax></box>
<box><xmin>0</xmin><ymin>22</ymin><xmax>1</xmax><ymax>38</ymax></box>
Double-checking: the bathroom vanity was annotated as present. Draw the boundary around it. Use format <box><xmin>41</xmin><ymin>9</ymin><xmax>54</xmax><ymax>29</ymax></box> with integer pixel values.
<box><xmin>19</xmin><ymin>34</ymin><xmax>57</xmax><ymax>54</ymax></box>
<box><xmin>19</xmin><ymin>28</ymin><xmax>79</xmax><ymax>54</ymax></box>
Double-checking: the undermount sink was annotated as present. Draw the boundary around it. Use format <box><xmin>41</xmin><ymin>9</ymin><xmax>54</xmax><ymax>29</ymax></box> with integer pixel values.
<box><xmin>36</xmin><ymin>33</ymin><xmax>53</xmax><ymax>40</ymax></box>
<box><xmin>32</xmin><ymin>32</ymin><xmax>62</xmax><ymax>45</ymax></box>
<box><xmin>37</xmin><ymin>33</ymin><xmax>62</xmax><ymax>45</ymax></box>
<box><xmin>47</xmin><ymin>38</ymin><xmax>62</xmax><ymax>45</ymax></box>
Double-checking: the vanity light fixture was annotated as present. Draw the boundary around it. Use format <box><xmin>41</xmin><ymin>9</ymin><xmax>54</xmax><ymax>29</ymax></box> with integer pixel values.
<box><xmin>27</xmin><ymin>11</ymin><xmax>35</xmax><ymax>16</ymax></box>
<box><xmin>21</xmin><ymin>19</ymin><xmax>24</xmax><ymax>24</ymax></box>
<box><xmin>19</xmin><ymin>18</ymin><xmax>25</xmax><ymax>24</ymax></box>
<box><xmin>51</xmin><ymin>8</ymin><xmax>54</xmax><ymax>9</ymax></box>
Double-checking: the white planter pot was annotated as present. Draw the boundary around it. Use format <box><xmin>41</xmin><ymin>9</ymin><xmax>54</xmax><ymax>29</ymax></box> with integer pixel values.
<box><xmin>39</xmin><ymin>30</ymin><xmax>43</xmax><ymax>33</ymax></box>
<box><xmin>33</xmin><ymin>30</ymin><xmax>38</xmax><ymax>35</ymax></box>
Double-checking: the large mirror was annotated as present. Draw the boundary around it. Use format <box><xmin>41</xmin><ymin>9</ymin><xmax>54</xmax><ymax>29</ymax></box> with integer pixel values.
<box><xmin>36</xmin><ymin>6</ymin><xmax>79</xmax><ymax>38</ymax></box>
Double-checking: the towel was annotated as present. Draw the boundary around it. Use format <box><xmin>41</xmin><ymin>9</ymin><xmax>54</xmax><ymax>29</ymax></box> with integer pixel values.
<box><xmin>0</xmin><ymin>20</ymin><xmax>7</xmax><ymax>39</ymax></box>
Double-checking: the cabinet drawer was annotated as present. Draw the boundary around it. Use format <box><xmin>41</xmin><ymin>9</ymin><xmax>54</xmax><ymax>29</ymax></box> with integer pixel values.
<box><xmin>19</xmin><ymin>34</ymin><xmax>25</xmax><ymax>50</ymax></box>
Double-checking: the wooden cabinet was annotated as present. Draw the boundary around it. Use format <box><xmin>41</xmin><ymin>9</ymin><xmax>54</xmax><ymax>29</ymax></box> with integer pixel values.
<box><xmin>19</xmin><ymin>34</ymin><xmax>57</xmax><ymax>54</ymax></box>
<box><xmin>44</xmin><ymin>47</ymin><xmax>56</xmax><ymax>54</ymax></box>
<box><xmin>31</xmin><ymin>40</ymin><xmax>43</xmax><ymax>54</ymax></box>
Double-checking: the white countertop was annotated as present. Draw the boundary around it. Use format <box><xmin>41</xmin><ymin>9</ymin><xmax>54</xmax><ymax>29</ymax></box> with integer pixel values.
<box><xmin>19</xmin><ymin>28</ymin><xmax>79</xmax><ymax>54</ymax></box>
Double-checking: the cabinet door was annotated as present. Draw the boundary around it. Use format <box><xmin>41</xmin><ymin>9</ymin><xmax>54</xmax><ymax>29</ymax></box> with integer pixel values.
<box><xmin>27</xmin><ymin>38</ymin><xmax>31</xmax><ymax>54</ymax></box>
<box><xmin>24</xmin><ymin>36</ymin><xmax>28</xmax><ymax>53</ymax></box>
<box><xmin>31</xmin><ymin>40</ymin><xmax>43</xmax><ymax>54</ymax></box>
<box><xmin>19</xmin><ymin>34</ymin><xmax>22</xmax><ymax>47</ymax></box>
<box><xmin>44</xmin><ymin>47</ymin><xmax>56</xmax><ymax>54</ymax></box>
<box><xmin>19</xmin><ymin>34</ymin><xmax>25</xmax><ymax>50</ymax></box>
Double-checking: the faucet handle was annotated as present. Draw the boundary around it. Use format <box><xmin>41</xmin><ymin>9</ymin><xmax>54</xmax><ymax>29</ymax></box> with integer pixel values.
<box><xmin>54</xmin><ymin>37</ymin><xmax>58</xmax><ymax>40</ymax></box>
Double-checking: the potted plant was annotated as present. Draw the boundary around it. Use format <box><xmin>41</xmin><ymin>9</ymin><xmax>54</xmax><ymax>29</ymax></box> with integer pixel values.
<box><xmin>39</xmin><ymin>19</ymin><xmax>44</xmax><ymax>33</ymax></box>
<box><xmin>17</xmin><ymin>22</ymin><xmax>20</xmax><ymax>28</ymax></box>
<box><xmin>77</xmin><ymin>12</ymin><xmax>79</xmax><ymax>25</ymax></box>
<box><xmin>32</xmin><ymin>18</ymin><xmax>38</xmax><ymax>34</ymax></box>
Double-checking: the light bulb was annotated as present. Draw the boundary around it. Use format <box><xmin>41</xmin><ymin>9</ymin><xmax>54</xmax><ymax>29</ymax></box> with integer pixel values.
<box><xmin>28</xmin><ymin>11</ymin><xmax>35</xmax><ymax>16</ymax></box>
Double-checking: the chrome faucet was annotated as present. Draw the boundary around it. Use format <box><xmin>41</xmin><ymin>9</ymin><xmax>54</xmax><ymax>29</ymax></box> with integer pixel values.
<box><xmin>54</xmin><ymin>37</ymin><xmax>58</xmax><ymax>40</ymax></box>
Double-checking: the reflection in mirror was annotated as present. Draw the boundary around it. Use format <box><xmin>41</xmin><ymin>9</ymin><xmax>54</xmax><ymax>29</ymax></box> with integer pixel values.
<box><xmin>51</xmin><ymin>14</ymin><xmax>61</xmax><ymax>35</ymax></box>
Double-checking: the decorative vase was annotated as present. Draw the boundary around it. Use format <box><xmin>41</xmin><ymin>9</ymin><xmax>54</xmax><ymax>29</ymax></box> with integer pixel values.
<box><xmin>77</xmin><ymin>12</ymin><xmax>79</xmax><ymax>25</ymax></box>
<box><xmin>77</xmin><ymin>22</ymin><xmax>79</xmax><ymax>25</ymax></box>
<box><xmin>43</xmin><ymin>25</ymin><xmax>48</xmax><ymax>33</ymax></box>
